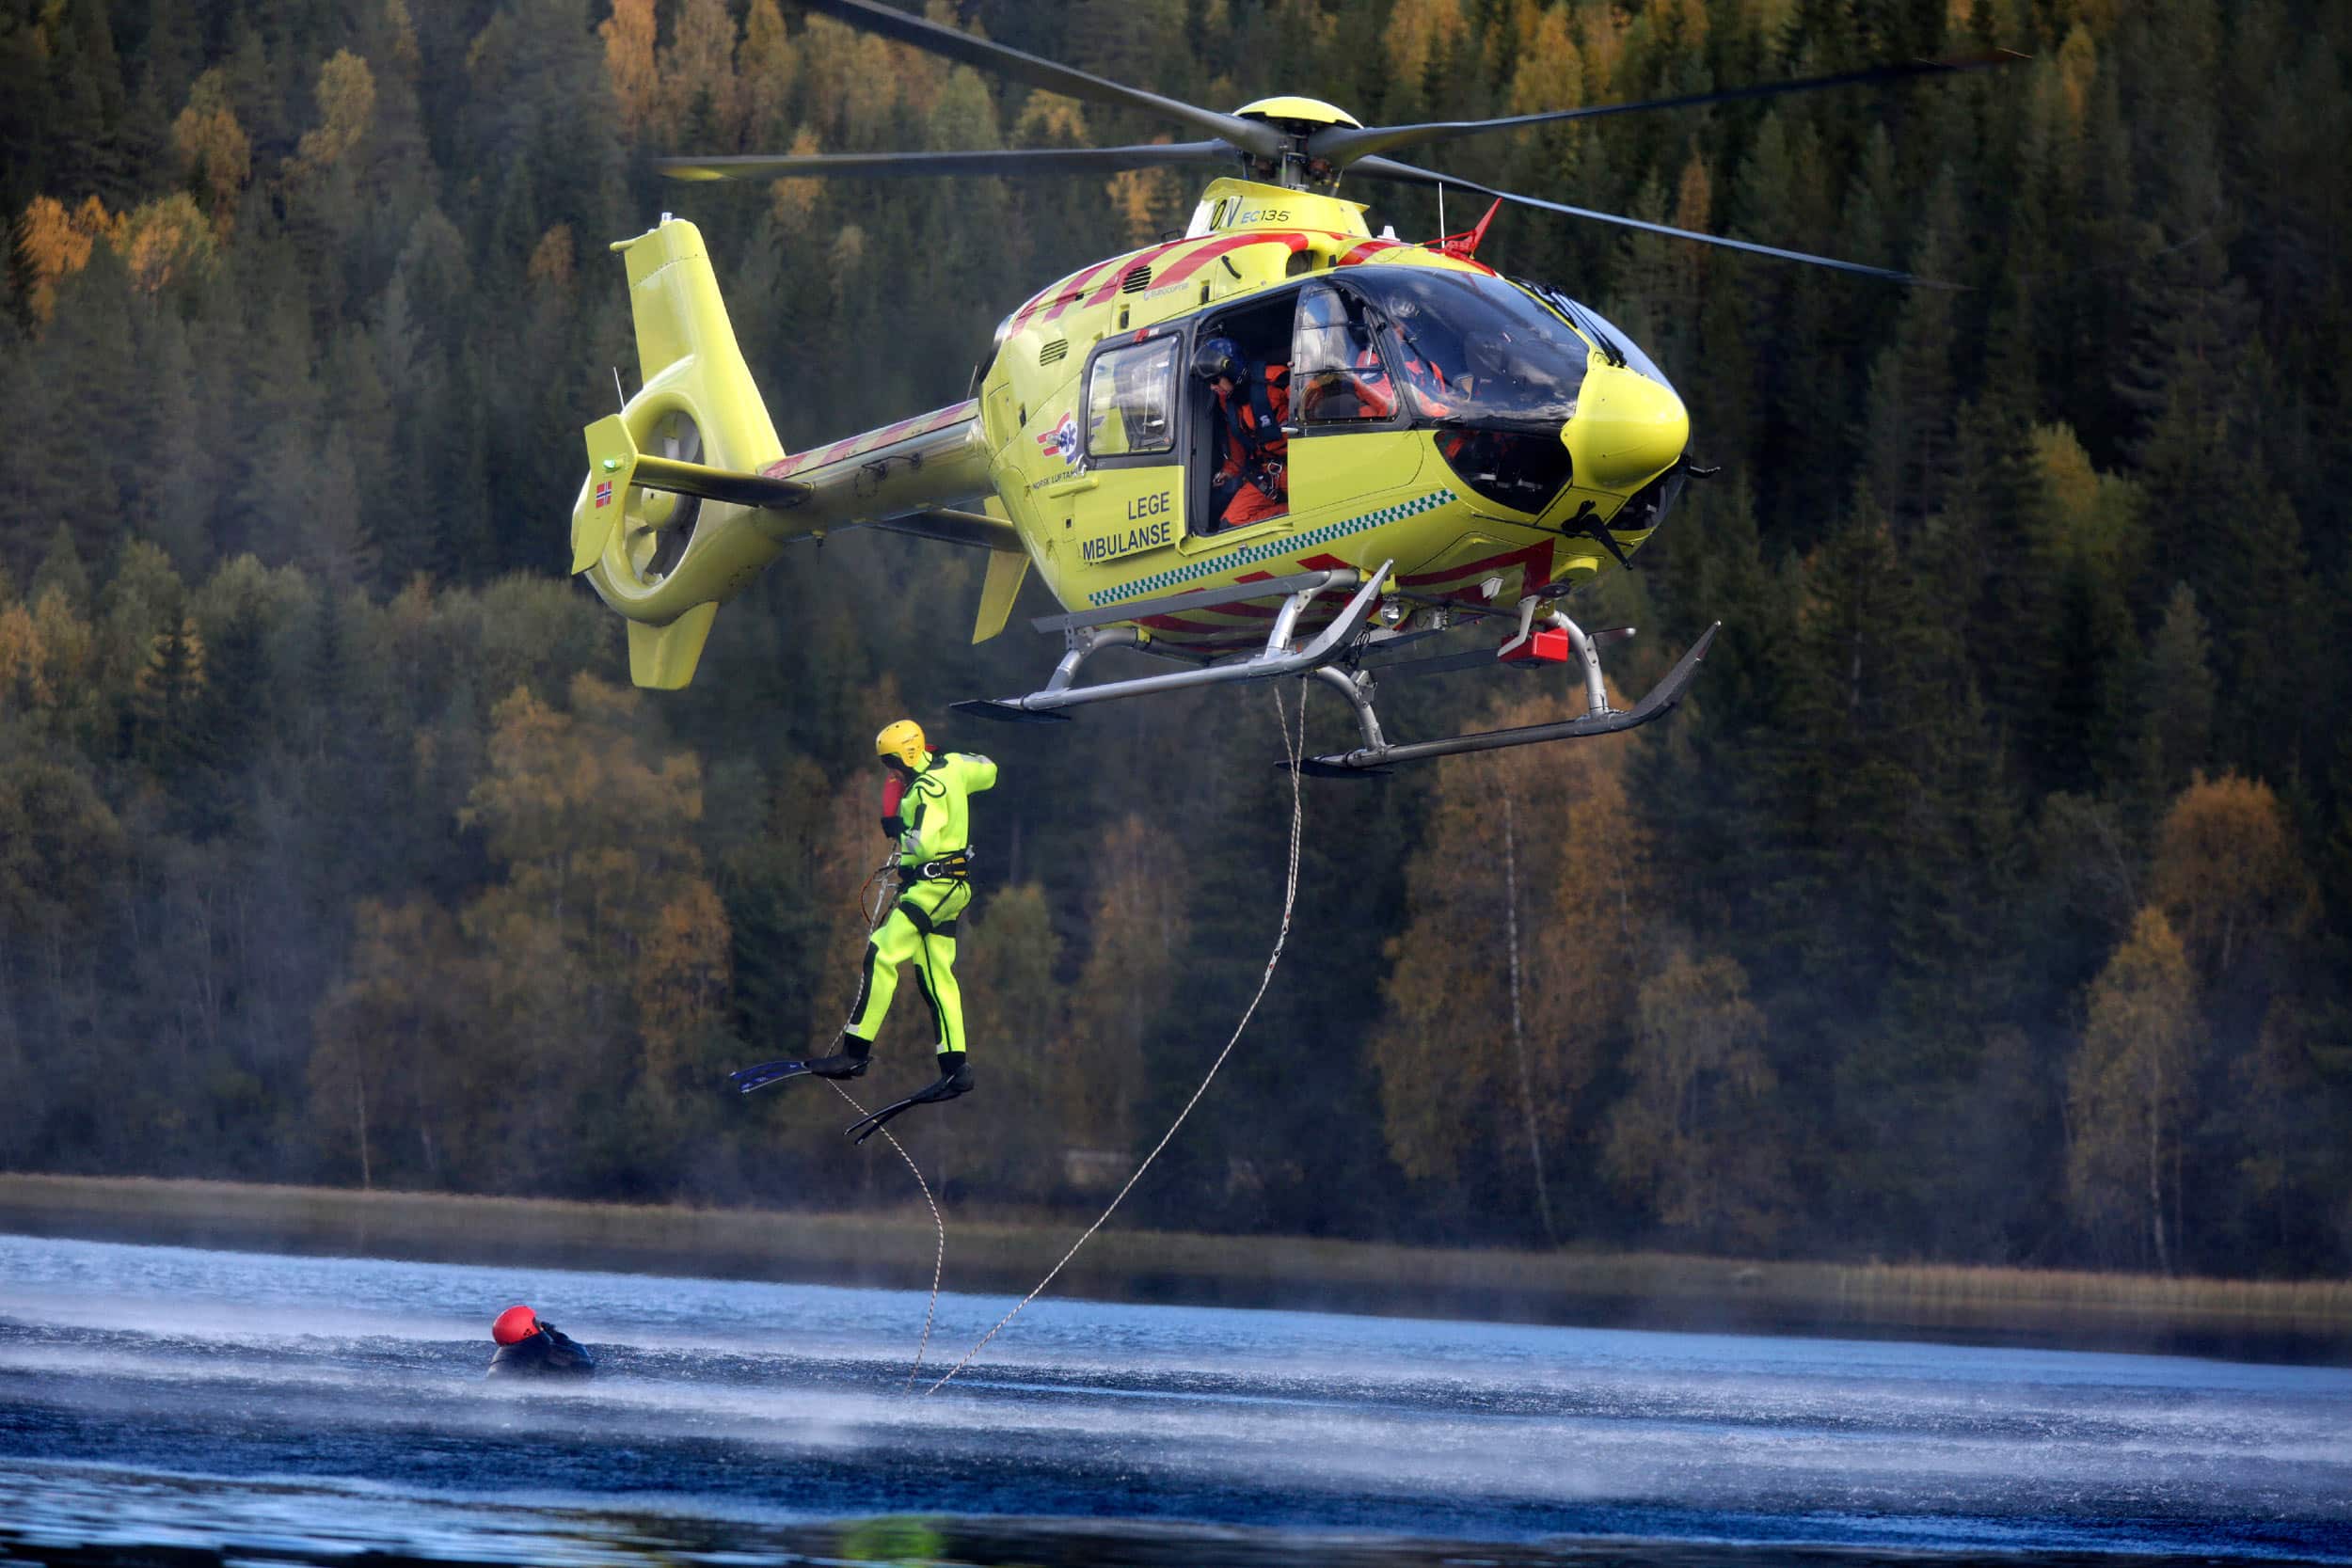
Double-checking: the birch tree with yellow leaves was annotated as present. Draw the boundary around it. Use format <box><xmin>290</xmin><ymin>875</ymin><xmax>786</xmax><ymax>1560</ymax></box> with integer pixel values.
<box><xmin>2067</xmin><ymin>907</ymin><xmax>2198</xmax><ymax>1272</ymax></box>
<box><xmin>1371</xmin><ymin>688</ymin><xmax>1654</xmax><ymax>1240</ymax></box>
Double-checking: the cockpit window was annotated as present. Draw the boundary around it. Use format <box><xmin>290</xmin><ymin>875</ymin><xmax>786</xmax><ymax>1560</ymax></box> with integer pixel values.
<box><xmin>1085</xmin><ymin>336</ymin><xmax>1178</xmax><ymax>456</ymax></box>
<box><xmin>1345</xmin><ymin>268</ymin><xmax>1592</xmax><ymax>428</ymax></box>
<box><xmin>1290</xmin><ymin>282</ymin><xmax>1395</xmax><ymax>423</ymax></box>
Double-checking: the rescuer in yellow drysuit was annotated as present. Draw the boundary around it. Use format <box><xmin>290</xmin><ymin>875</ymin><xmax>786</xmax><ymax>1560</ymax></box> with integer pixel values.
<box><xmin>803</xmin><ymin>720</ymin><xmax>993</xmax><ymax>1124</ymax></box>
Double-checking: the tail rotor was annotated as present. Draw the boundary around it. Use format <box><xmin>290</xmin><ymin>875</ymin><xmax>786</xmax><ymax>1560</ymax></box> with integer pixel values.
<box><xmin>627</xmin><ymin>410</ymin><xmax>704</xmax><ymax>583</ymax></box>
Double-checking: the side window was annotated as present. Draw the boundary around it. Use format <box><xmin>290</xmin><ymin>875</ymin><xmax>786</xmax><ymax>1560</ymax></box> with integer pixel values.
<box><xmin>1290</xmin><ymin>283</ymin><xmax>1395</xmax><ymax>423</ymax></box>
<box><xmin>1085</xmin><ymin>337</ymin><xmax>1178</xmax><ymax>457</ymax></box>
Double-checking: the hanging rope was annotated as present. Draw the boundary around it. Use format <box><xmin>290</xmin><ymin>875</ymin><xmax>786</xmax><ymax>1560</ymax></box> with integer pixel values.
<box><xmin>834</xmin><ymin>846</ymin><xmax>947</xmax><ymax>1393</ymax></box>
<box><xmin>825</xmin><ymin>1076</ymin><xmax>946</xmax><ymax>1391</ymax></box>
<box><xmin>922</xmin><ymin>682</ymin><xmax>1311</xmax><ymax>1396</ymax></box>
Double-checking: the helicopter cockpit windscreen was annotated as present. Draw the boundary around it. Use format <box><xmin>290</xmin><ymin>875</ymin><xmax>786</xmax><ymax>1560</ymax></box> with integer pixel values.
<box><xmin>1348</xmin><ymin>269</ymin><xmax>1592</xmax><ymax>430</ymax></box>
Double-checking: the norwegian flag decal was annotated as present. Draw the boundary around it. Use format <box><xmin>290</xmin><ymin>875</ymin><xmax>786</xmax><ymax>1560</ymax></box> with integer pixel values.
<box><xmin>595</xmin><ymin>481</ymin><xmax>613</xmax><ymax>508</ymax></box>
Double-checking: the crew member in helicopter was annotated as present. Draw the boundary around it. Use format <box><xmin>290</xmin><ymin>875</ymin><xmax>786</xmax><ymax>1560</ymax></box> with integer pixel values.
<box><xmin>799</xmin><ymin>720</ymin><xmax>995</xmax><ymax>1141</ymax></box>
<box><xmin>485</xmin><ymin>1304</ymin><xmax>595</xmax><ymax>1379</ymax></box>
<box><xmin>1196</xmin><ymin>335</ymin><xmax>1290</xmax><ymax>530</ymax></box>
<box><xmin>1295</xmin><ymin>282</ymin><xmax>1392</xmax><ymax>423</ymax></box>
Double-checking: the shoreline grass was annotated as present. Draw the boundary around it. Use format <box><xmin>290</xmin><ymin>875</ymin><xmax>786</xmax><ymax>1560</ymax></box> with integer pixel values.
<box><xmin>3</xmin><ymin>1172</ymin><xmax>2346</xmax><ymax>1363</ymax></box>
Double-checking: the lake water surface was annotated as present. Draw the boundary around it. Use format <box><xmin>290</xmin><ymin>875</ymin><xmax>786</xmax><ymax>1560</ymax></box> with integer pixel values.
<box><xmin>1</xmin><ymin>1233</ymin><xmax>2346</xmax><ymax>1564</ymax></box>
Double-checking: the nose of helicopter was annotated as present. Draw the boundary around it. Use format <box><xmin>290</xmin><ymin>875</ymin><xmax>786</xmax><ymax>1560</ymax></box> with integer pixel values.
<box><xmin>1564</xmin><ymin>362</ymin><xmax>1690</xmax><ymax>493</ymax></box>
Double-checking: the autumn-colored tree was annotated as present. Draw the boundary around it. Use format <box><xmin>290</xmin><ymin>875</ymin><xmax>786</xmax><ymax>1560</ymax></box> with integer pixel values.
<box><xmin>0</xmin><ymin>586</ymin><xmax>100</xmax><ymax>743</ymax></box>
<box><xmin>633</xmin><ymin>876</ymin><xmax>734</xmax><ymax>1093</ymax></box>
<box><xmin>1372</xmin><ymin>688</ymin><xmax>1653</xmax><ymax>1239</ymax></box>
<box><xmin>655</xmin><ymin>0</ymin><xmax>741</xmax><ymax>147</ymax></box>
<box><xmin>2067</xmin><ymin>907</ymin><xmax>2199</xmax><ymax>1272</ymax></box>
<box><xmin>0</xmin><ymin>747</ymin><xmax>124</xmax><ymax>963</ymax></box>
<box><xmin>1105</xmin><ymin>159</ymin><xmax>1179</xmax><ymax>247</ymax></box>
<box><xmin>113</xmin><ymin>195</ymin><xmax>215</xmax><ymax>294</ymax></box>
<box><xmin>736</xmin><ymin>0</ymin><xmax>799</xmax><ymax>149</ymax></box>
<box><xmin>800</xmin><ymin>780</ymin><xmax>898</xmax><ymax>1057</ymax></box>
<box><xmin>170</xmin><ymin>71</ymin><xmax>249</xmax><ymax>238</ymax></box>
<box><xmin>598</xmin><ymin>0</ymin><xmax>660</xmax><ymax>131</ymax></box>
<box><xmin>16</xmin><ymin>194</ymin><xmax>118</xmax><ymax>323</ymax></box>
<box><xmin>767</xmin><ymin>128</ymin><xmax>828</xmax><ymax>230</ymax></box>
<box><xmin>461</xmin><ymin>675</ymin><xmax>705</xmax><ymax>934</ymax></box>
<box><xmin>1061</xmin><ymin>815</ymin><xmax>1190</xmax><ymax>1150</ymax></box>
<box><xmin>942</xmin><ymin>880</ymin><xmax>1063</xmax><ymax>1195</ymax></box>
<box><xmin>1383</xmin><ymin>0</ymin><xmax>1469</xmax><ymax>117</ymax></box>
<box><xmin>310</xmin><ymin>897</ymin><xmax>477</xmax><ymax>1188</ymax></box>
<box><xmin>2149</xmin><ymin>773</ymin><xmax>2314</xmax><ymax>978</ymax></box>
<box><xmin>293</xmin><ymin>52</ymin><xmax>378</xmax><ymax>172</ymax></box>
<box><xmin>1604</xmin><ymin>950</ymin><xmax>1784</xmax><ymax>1248</ymax></box>
<box><xmin>450</xmin><ymin>675</ymin><xmax>718</xmax><ymax>1185</ymax></box>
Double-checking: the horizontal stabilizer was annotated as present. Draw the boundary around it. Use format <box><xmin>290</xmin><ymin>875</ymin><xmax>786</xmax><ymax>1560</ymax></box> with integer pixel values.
<box><xmin>867</xmin><ymin>507</ymin><xmax>1025</xmax><ymax>553</ymax></box>
<box><xmin>630</xmin><ymin>454</ymin><xmax>811</xmax><ymax>511</ymax></box>
<box><xmin>576</xmin><ymin>415</ymin><xmax>812</xmax><ymax>576</ymax></box>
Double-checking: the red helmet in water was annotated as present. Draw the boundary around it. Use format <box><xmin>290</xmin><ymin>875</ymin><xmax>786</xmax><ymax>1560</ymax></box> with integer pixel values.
<box><xmin>491</xmin><ymin>1304</ymin><xmax>542</xmax><ymax>1345</ymax></box>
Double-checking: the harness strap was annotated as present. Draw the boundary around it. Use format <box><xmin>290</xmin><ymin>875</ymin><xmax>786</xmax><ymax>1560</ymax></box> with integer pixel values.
<box><xmin>899</xmin><ymin>896</ymin><xmax>961</xmax><ymax>942</ymax></box>
<box><xmin>902</xmin><ymin>849</ymin><xmax>972</xmax><ymax>884</ymax></box>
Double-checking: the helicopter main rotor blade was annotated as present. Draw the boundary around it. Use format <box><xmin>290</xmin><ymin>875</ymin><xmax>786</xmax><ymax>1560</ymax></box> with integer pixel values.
<box><xmin>1311</xmin><ymin>51</ymin><xmax>2026</xmax><ymax>166</ymax></box>
<box><xmin>790</xmin><ymin>0</ymin><xmax>1283</xmax><ymax>161</ymax></box>
<box><xmin>660</xmin><ymin>141</ymin><xmax>1237</xmax><ymax>182</ymax></box>
<box><xmin>1349</xmin><ymin>156</ymin><xmax>1938</xmax><ymax>284</ymax></box>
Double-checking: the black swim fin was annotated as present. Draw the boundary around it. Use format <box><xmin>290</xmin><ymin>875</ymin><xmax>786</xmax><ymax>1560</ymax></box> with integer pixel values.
<box><xmin>728</xmin><ymin>1038</ymin><xmax>869</xmax><ymax>1094</ymax></box>
<box><xmin>844</xmin><ymin>1053</ymin><xmax>973</xmax><ymax>1144</ymax></box>
<box><xmin>726</xmin><ymin>1058</ymin><xmax>815</xmax><ymax>1094</ymax></box>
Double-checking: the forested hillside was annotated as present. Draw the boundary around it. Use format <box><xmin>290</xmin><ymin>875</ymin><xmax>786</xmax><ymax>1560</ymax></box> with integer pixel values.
<box><xmin>5</xmin><ymin>0</ymin><xmax>2348</xmax><ymax>1279</ymax></box>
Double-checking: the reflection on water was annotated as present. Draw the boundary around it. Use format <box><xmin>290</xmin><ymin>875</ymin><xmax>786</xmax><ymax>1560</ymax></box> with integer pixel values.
<box><xmin>0</xmin><ymin>1235</ymin><xmax>2347</xmax><ymax>1566</ymax></box>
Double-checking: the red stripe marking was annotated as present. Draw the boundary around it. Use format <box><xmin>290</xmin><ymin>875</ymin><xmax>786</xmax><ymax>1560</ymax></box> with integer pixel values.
<box><xmin>1010</xmin><ymin>264</ymin><xmax>1097</xmax><ymax>330</ymax></box>
<box><xmin>1073</xmin><ymin>238</ymin><xmax>1200</xmax><ymax>310</ymax></box>
<box><xmin>1150</xmin><ymin>231</ymin><xmax>1311</xmax><ymax>292</ymax></box>
<box><xmin>1397</xmin><ymin>540</ymin><xmax>1554</xmax><ymax>593</ymax></box>
<box><xmin>1007</xmin><ymin>278</ymin><xmax>1066</xmax><ymax>331</ymax></box>
<box><xmin>759</xmin><ymin>402</ymin><xmax>977</xmax><ymax>478</ymax></box>
<box><xmin>1338</xmin><ymin>239</ymin><xmax>1402</xmax><ymax>266</ymax></box>
<box><xmin>1039</xmin><ymin>256</ymin><xmax>1132</xmax><ymax>325</ymax></box>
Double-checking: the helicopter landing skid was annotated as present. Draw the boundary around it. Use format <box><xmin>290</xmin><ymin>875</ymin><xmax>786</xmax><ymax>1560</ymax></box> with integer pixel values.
<box><xmin>1294</xmin><ymin>619</ymin><xmax>1721</xmax><ymax>777</ymax></box>
<box><xmin>951</xmin><ymin>563</ymin><xmax>1391</xmax><ymax>721</ymax></box>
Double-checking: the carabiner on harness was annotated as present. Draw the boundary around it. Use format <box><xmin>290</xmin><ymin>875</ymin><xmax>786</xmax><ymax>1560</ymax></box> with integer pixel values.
<box><xmin>903</xmin><ymin>848</ymin><xmax>975</xmax><ymax>884</ymax></box>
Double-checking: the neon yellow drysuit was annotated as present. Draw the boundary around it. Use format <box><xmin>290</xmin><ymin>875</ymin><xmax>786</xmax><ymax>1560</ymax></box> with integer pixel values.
<box><xmin>844</xmin><ymin>751</ymin><xmax>996</xmax><ymax>1055</ymax></box>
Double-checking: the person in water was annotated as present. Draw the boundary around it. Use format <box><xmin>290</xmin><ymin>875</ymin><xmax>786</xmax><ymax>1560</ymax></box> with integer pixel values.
<box><xmin>485</xmin><ymin>1304</ymin><xmax>594</xmax><ymax>1378</ymax></box>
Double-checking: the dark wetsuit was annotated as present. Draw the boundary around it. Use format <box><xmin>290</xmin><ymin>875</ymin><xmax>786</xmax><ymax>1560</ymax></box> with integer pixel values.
<box><xmin>485</xmin><ymin>1323</ymin><xmax>595</xmax><ymax>1378</ymax></box>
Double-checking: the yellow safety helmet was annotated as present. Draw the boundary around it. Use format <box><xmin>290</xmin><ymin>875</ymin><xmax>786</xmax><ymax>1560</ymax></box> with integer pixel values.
<box><xmin>875</xmin><ymin>719</ymin><xmax>928</xmax><ymax>769</ymax></box>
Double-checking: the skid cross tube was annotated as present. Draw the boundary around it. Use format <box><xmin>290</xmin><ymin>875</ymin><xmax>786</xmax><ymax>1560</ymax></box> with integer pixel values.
<box><xmin>953</xmin><ymin>563</ymin><xmax>1391</xmax><ymax>721</ymax></box>
<box><xmin>1295</xmin><ymin>620</ymin><xmax>1721</xmax><ymax>775</ymax></box>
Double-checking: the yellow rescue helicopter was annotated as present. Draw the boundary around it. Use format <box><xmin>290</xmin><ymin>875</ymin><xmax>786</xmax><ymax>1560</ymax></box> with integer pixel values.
<box><xmin>567</xmin><ymin>0</ymin><xmax>2012</xmax><ymax>773</ymax></box>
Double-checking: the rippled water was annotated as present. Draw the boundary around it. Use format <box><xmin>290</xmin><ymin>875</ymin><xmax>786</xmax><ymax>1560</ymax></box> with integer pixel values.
<box><xmin>1</xmin><ymin>1233</ymin><xmax>2346</xmax><ymax>1565</ymax></box>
